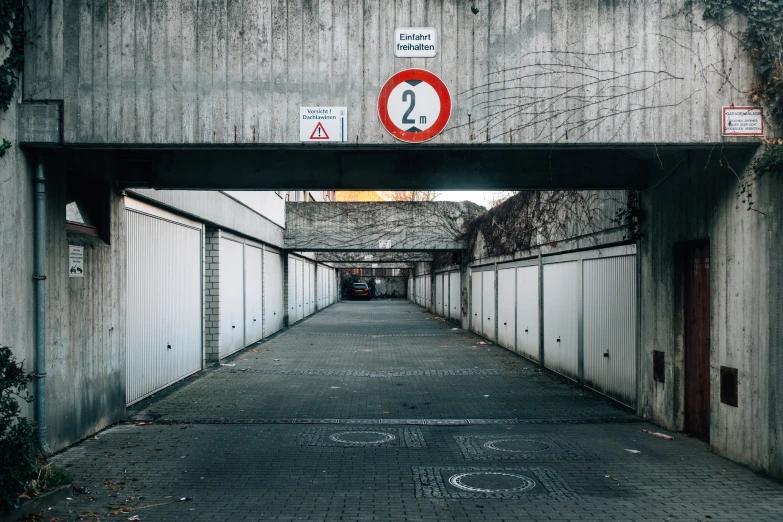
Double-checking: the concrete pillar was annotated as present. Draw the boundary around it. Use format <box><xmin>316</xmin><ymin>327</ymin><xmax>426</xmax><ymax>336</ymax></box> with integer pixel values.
<box><xmin>203</xmin><ymin>228</ymin><xmax>221</xmax><ymax>363</ymax></box>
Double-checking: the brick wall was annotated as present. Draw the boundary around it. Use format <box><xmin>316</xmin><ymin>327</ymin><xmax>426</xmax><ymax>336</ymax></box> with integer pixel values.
<box><xmin>204</xmin><ymin>228</ymin><xmax>221</xmax><ymax>362</ymax></box>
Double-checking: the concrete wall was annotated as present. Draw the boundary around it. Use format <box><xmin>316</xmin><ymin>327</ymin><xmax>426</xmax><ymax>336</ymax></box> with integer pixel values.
<box><xmin>285</xmin><ymin>201</ymin><xmax>483</xmax><ymax>251</ymax></box>
<box><xmin>372</xmin><ymin>277</ymin><xmax>407</xmax><ymax>298</ymax></box>
<box><xmin>25</xmin><ymin>0</ymin><xmax>774</xmax><ymax>145</ymax></box>
<box><xmin>639</xmin><ymin>149</ymin><xmax>783</xmax><ymax>480</ymax></box>
<box><xmin>128</xmin><ymin>188</ymin><xmax>285</xmax><ymax>248</ymax></box>
<box><xmin>0</xmin><ymin>97</ymin><xmax>35</xmax><ymax>419</ymax></box>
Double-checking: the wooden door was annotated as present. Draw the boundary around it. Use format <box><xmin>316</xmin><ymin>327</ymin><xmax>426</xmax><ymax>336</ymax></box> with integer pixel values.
<box><xmin>684</xmin><ymin>241</ymin><xmax>710</xmax><ymax>442</ymax></box>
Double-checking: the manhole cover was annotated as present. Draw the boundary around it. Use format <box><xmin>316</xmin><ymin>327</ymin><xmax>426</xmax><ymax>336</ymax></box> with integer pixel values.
<box><xmin>483</xmin><ymin>438</ymin><xmax>552</xmax><ymax>453</ymax></box>
<box><xmin>328</xmin><ymin>431</ymin><xmax>396</xmax><ymax>445</ymax></box>
<box><xmin>448</xmin><ymin>472</ymin><xmax>537</xmax><ymax>493</ymax></box>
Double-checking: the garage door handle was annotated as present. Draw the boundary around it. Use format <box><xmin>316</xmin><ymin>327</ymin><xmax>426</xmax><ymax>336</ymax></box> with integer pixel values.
<box><xmin>525</xmin><ymin>329</ymin><xmax>528</xmax><ymax>333</ymax></box>
<box><xmin>167</xmin><ymin>344</ymin><xmax>171</xmax><ymax>349</ymax></box>
<box><xmin>503</xmin><ymin>322</ymin><xmax>507</xmax><ymax>326</ymax></box>
<box><xmin>556</xmin><ymin>337</ymin><xmax>561</xmax><ymax>342</ymax></box>
<box><xmin>603</xmin><ymin>352</ymin><xmax>609</xmax><ymax>357</ymax></box>
<box><xmin>232</xmin><ymin>325</ymin><xmax>236</xmax><ymax>329</ymax></box>
<box><xmin>253</xmin><ymin>318</ymin><xmax>257</xmax><ymax>322</ymax></box>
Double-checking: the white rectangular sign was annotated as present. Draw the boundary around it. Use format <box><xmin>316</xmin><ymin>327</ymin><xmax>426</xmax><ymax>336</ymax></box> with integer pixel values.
<box><xmin>69</xmin><ymin>245</ymin><xmax>84</xmax><ymax>277</ymax></box>
<box><xmin>300</xmin><ymin>107</ymin><xmax>347</xmax><ymax>142</ymax></box>
<box><xmin>379</xmin><ymin>240</ymin><xmax>392</xmax><ymax>249</ymax></box>
<box><xmin>394</xmin><ymin>27</ymin><xmax>437</xmax><ymax>58</ymax></box>
<box><xmin>722</xmin><ymin>106</ymin><xmax>763</xmax><ymax>136</ymax></box>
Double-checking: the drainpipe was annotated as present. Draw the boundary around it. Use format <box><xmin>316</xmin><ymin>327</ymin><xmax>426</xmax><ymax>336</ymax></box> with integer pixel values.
<box><xmin>34</xmin><ymin>163</ymin><xmax>52</xmax><ymax>456</ymax></box>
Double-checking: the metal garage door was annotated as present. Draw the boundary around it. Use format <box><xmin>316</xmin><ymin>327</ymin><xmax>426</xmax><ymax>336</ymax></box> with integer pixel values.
<box><xmin>220</xmin><ymin>237</ymin><xmax>245</xmax><ymax>358</ymax></box>
<box><xmin>264</xmin><ymin>249</ymin><xmax>284</xmax><ymax>335</ymax></box>
<box><xmin>126</xmin><ymin>207</ymin><xmax>202</xmax><ymax>405</ymax></box>
<box><xmin>307</xmin><ymin>263</ymin><xmax>315</xmax><ymax>316</ymax></box>
<box><xmin>497</xmin><ymin>268</ymin><xmax>515</xmax><ymax>351</ymax></box>
<box><xmin>583</xmin><ymin>255</ymin><xmax>637</xmax><ymax>406</ymax></box>
<box><xmin>516</xmin><ymin>265</ymin><xmax>540</xmax><ymax>361</ymax></box>
<box><xmin>294</xmin><ymin>259</ymin><xmax>304</xmax><ymax>321</ymax></box>
<box><xmin>482</xmin><ymin>270</ymin><xmax>496</xmax><ymax>342</ymax></box>
<box><xmin>471</xmin><ymin>272</ymin><xmax>482</xmax><ymax>335</ymax></box>
<box><xmin>436</xmin><ymin>274</ymin><xmax>444</xmax><ymax>316</ymax></box>
<box><xmin>543</xmin><ymin>261</ymin><xmax>579</xmax><ymax>379</ymax></box>
<box><xmin>449</xmin><ymin>271</ymin><xmax>461</xmax><ymax>321</ymax></box>
<box><xmin>244</xmin><ymin>244</ymin><xmax>263</xmax><ymax>345</ymax></box>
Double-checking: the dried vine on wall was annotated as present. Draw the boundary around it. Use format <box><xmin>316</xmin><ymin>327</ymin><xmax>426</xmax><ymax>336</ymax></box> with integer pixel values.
<box><xmin>0</xmin><ymin>0</ymin><xmax>23</xmax><ymax>158</ymax></box>
<box><xmin>461</xmin><ymin>191</ymin><xmax>633</xmax><ymax>262</ymax></box>
<box><xmin>704</xmin><ymin>0</ymin><xmax>783</xmax><ymax>208</ymax></box>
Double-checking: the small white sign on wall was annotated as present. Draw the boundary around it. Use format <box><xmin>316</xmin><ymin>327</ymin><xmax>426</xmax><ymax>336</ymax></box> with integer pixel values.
<box><xmin>69</xmin><ymin>246</ymin><xmax>84</xmax><ymax>277</ymax></box>
<box><xmin>394</xmin><ymin>27</ymin><xmax>437</xmax><ymax>58</ymax></box>
<box><xmin>722</xmin><ymin>106</ymin><xmax>764</xmax><ymax>136</ymax></box>
<box><xmin>379</xmin><ymin>239</ymin><xmax>392</xmax><ymax>249</ymax></box>
<box><xmin>300</xmin><ymin>107</ymin><xmax>347</xmax><ymax>142</ymax></box>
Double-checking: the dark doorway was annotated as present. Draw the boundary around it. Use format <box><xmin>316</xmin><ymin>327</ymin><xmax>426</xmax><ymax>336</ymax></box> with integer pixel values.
<box><xmin>683</xmin><ymin>240</ymin><xmax>711</xmax><ymax>442</ymax></box>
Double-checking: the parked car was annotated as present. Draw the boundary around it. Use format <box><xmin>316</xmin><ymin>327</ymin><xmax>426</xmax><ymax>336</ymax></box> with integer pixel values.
<box><xmin>350</xmin><ymin>281</ymin><xmax>371</xmax><ymax>300</ymax></box>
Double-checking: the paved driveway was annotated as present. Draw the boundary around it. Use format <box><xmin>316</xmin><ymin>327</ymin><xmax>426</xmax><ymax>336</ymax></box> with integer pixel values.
<box><xmin>48</xmin><ymin>300</ymin><xmax>783</xmax><ymax>521</ymax></box>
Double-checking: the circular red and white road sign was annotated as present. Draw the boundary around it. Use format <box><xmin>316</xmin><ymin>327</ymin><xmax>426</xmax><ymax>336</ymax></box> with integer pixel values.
<box><xmin>378</xmin><ymin>68</ymin><xmax>452</xmax><ymax>143</ymax></box>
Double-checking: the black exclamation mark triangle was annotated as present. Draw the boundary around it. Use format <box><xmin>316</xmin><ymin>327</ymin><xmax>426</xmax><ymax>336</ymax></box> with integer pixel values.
<box><xmin>310</xmin><ymin>121</ymin><xmax>330</xmax><ymax>140</ymax></box>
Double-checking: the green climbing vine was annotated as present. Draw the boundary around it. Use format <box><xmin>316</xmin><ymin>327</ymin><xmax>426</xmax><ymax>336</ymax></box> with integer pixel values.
<box><xmin>0</xmin><ymin>0</ymin><xmax>24</xmax><ymax>159</ymax></box>
<box><xmin>703</xmin><ymin>0</ymin><xmax>783</xmax><ymax>209</ymax></box>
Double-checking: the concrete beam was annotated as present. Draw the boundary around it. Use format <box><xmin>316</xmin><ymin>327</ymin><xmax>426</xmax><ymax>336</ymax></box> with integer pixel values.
<box><xmin>329</xmin><ymin>263</ymin><xmax>412</xmax><ymax>269</ymax></box>
<box><xmin>18</xmin><ymin>103</ymin><xmax>61</xmax><ymax>145</ymax></box>
<box><xmin>317</xmin><ymin>252</ymin><xmax>434</xmax><ymax>263</ymax></box>
<box><xmin>284</xmin><ymin>202</ymin><xmax>481</xmax><ymax>252</ymax></box>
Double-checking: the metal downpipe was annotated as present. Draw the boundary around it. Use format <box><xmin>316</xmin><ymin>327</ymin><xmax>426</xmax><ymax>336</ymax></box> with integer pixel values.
<box><xmin>34</xmin><ymin>163</ymin><xmax>52</xmax><ymax>456</ymax></box>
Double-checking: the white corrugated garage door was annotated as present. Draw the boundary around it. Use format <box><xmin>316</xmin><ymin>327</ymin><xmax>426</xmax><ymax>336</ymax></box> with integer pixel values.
<box><xmin>482</xmin><ymin>270</ymin><xmax>496</xmax><ymax>342</ymax></box>
<box><xmin>471</xmin><ymin>272</ymin><xmax>482</xmax><ymax>335</ymax></box>
<box><xmin>497</xmin><ymin>268</ymin><xmax>515</xmax><ymax>351</ymax></box>
<box><xmin>244</xmin><ymin>244</ymin><xmax>263</xmax><ymax>345</ymax></box>
<box><xmin>264</xmin><ymin>249</ymin><xmax>284</xmax><ymax>335</ymax></box>
<box><xmin>543</xmin><ymin>261</ymin><xmax>579</xmax><ymax>380</ymax></box>
<box><xmin>126</xmin><ymin>204</ymin><xmax>202</xmax><ymax>405</ymax></box>
<box><xmin>449</xmin><ymin>271</ymin><xmax>460</xmax><ymax>321</ymax></box>
<box><xmin>219</xmin><ymin>237</ymin><xmax>245</xmax><ymax>358</ymax></box>
<box><xmin>516</xmin><ymin>265</ymin><xmax>540</xmax><ymax>361</ymax></box>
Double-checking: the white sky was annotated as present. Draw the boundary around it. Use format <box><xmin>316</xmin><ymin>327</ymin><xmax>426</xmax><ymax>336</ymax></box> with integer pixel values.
<box><xmin>434</xmin><ymin>191</ymin><xmax>511</xmax><ymax>209</ymax></box>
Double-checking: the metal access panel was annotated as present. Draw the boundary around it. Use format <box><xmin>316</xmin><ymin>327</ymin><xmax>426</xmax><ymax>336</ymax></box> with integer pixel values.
<box><xmin>435</xmin><ymin>274</ymin><xmax>444</xmax><ymax>316</ymax></box>
<box><xmin>497</xmin><ymin>268</ymin><xmax>515</xmax><ymax>351</ymax></box>
<box><xmin>543</xmin><ymin>261</ymin><xmax>580</xmax><ymax>379</ymax></box>
<box><xmin>449</xmin><ymin>271</ymin><xmax>461</xmax><ymax>321</ymax></box>
<box><xmin>244</xmin><ymin>244</ymin><xmax>263</xmax><ymax>345</ymax></box>
<box><xmin>295</xmin><ymin>259</ymin><xmax>304</xmax><ymax>321</ymax></box>
<box><xmin>263</xmin><ymin>249</ymin><xmax>284</xmax><ymax>335</ymax></box>
<box><xmin>516</xmin><ymin>265</ymin><xmax>540</xmax><ymax>362</ymax></box>
<box><xmin>471</xmin><ymin>272</ymin><xmax>482</xmax><ymax>335</ymax></box>
<box><xmin>583</xmin><ymin>255</ymin><xmax>637</xmax><ymax>407</ymax></box>
<box><xmin>219</xmin><ymin>237</ymin><xmax>245</xmax><ymax>358</ymax></box>
<box><xmin>126</xmin><ymin>209</ymin><xmax>202</xmax><ymax>405</ymax></box>
<box><xmin>482</xmin><ymin>270</ymin><xmax>496</xmax><ymax>342</ymax></box>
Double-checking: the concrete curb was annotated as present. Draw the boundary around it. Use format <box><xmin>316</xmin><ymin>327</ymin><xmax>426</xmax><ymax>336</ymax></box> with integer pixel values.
<box><xmin>0</xmin><ymin>484</ymin><xmax>72</xmax><ymax>522</ymax></box>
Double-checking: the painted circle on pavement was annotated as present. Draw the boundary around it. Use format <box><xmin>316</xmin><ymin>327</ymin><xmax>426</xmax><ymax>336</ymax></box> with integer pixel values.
<box><xmin>448</xmin><ymin>472</ymin><xmax>537</xmax><ymax>493</ymax></box>
<box><xmin>378</xmin><ymin>68</ymin><xmax>452</xmax><ymax>143</ymax></box>
<box><xmin>328</xmin><ymin>431</ymin><xmax>396</xmax><ymax>445</ymax></box>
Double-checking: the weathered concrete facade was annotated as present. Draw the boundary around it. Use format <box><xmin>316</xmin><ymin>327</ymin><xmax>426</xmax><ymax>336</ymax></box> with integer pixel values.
<box><xmin>639</xmin><ymin>150</ymin><xmax>783</xmax><ymax>479</ymax></box>
<box><xmin>285</xmin><ymin>201</ymin><xmax>483</xmax><ymax>251</ymax></box>
<box><xmin>25</xmin><ymin>0</ymin><xmax>773</xmax><ymax>146</ymax></box>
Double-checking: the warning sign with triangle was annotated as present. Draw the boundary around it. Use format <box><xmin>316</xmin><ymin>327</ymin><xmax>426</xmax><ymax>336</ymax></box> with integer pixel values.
<box><xmin>309</xmin><ymin>121</ymin><xmax>330</xmax><ymax>140</ymax></box>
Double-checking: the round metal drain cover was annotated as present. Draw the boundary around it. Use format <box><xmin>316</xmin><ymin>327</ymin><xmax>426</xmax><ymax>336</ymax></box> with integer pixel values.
<box><xmin>483</xmin><ymin>438</ymin><xmax>552</xmax><ymax>453</ymax></box>
<box><xmin>448</xmin><ymin>472</ymin><xmax>536</xmax><ymax>493</ymax></box>
<box><xmin>329</xmin><ymin>431</ymin><xmax>396</xmax><ymax>445</ymax></box>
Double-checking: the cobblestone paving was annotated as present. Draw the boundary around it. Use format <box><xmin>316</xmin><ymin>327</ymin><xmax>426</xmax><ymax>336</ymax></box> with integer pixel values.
<box><xmin>44</xmin><ymin>300</ymin><xmax>783</xmax><ymax>521</ymax></box>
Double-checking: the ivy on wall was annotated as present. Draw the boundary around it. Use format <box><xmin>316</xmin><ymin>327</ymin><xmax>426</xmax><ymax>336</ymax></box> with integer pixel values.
<box><xmin>704</xmin><ymin>0</ymin><xmax>783</xmax><ymax>200</ymax></box>
<box><xmin>0</xmin><ymin>0</ymin><xmax>23</xmax><ymax>158</ymax></box>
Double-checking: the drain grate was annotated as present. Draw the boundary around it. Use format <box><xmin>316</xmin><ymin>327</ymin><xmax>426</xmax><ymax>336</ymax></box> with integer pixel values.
<box><xmin>453</xmin><ymin>435</ymin><xmax>593</xmax><ymax>461</ymax></box>
<box><xmin>413</xmin><ymin>466</ymin><xmax>579</xmax><ymax>499</ymax></box>
<box><xmin>296</xmin><ymin>426</ymin><xmax>426</xmax><ymax>448</ymax></box>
